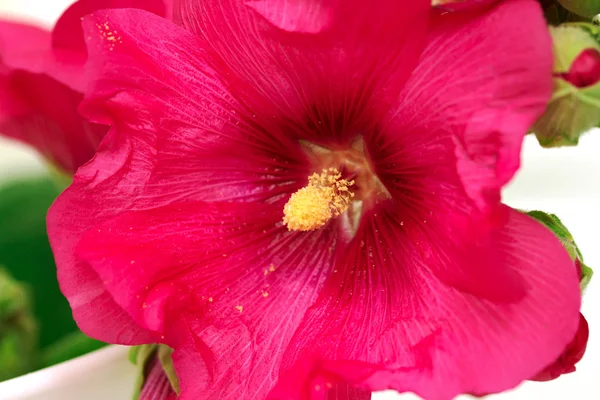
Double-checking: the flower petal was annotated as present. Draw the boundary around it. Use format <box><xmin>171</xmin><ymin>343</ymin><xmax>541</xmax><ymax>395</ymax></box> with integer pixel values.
<box><xmin>80</xmin><ymin>8</ymin><xmax>306</xmax><ymax>203</ymax></box>
<box><xmin>273</xmin><ymin>207</ymin><xmax>580</xmax><ymax>399</ymax></box>
<box><xmin>52</xmin><ymin>0</ymin><xmax>169</xmax><ymax>64</ymax></box>
<box><xmin>0</xmin><ymin>20</ymin><xmax>106</xmax><ymax>173</ymax></box>
<box><xmin>0</xmin><ymin>20</ymin><xmax>52</xmax><ymax>73</ymax></box>
<box><xmin>531</xmin><ymin>312</ymin><xmax>589</xmax><ymax>381</ymax></box>
<box><xmin>47</xmin><ymin>165</ymin><xmax>154</xmax><ymax>343</ymax></box>
<box><xmin>47</xmin><ymin>7</ymin><xmax>304</xmax><ymax>343</ymax></box>
<box><xmin>76</xmin><ymin>201</ymin><xmax>338</xmax><ymax>399</ymax></box>
<box><xmin>50</xmin><ymin>10</ymin><xmax>341</xmax><ymax>396</ymax></box>
<box><xmin>174</xmin><ymin>0</ymin><xmax>430</xmax><ymax>140</ymax></box>
<box><xmin>244</xmin><ymin>0</ymin><xmax>333</xmax><ymax>34</ymax></box>
<box><xmin>386</xmin><ymin>0</ymin><xmax>553</xmax><ymax>210</ymax></box>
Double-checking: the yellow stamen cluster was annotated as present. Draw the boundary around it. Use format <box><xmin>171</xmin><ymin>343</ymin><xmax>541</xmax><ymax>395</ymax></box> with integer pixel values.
<box><xmin>283</xmin><ymin>168</ymin><xmax>354</xmax><ymax>231</ymax></box>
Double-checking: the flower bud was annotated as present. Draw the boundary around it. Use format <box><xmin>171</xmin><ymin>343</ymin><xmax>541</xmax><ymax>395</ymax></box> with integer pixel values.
<box><xmin>532</xmin><ymin>23</ymin><xmax>600</xmax><ymax>147</ymax></box>
<box><xmin>0</xmin><ymin>268</ymin><xmax>38</xmax><ymax>381</ymax></box>
<box><xmin>557</xmin><ymin>0</ymin><xmax>600</xmax><ymax>17</ymax></box>
<box><xmin>526</xmin><ymin>211</ymin><xmax>592</xmax><ymax>381</ymax></box>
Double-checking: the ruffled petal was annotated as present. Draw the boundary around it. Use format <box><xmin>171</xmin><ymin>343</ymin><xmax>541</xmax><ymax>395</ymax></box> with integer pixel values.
<box><xmin>80</xmin><ymin>8</ymin><xmax>306</xmax><ymax>203</ymax></box>
<box><xmin>0</xmin><ymin>18</ymin><xmax>84</xmax><ymax>91</ymax></box>
<box><xmin>47</xmin><ymin>7</ymin><xmax>304</xmax><ymax>343</ymax></box>
<box><xmin>244</xmin><ymin>0</ymin><xmax>333</xmax><ymax>33</ymax></box>
<box><xmin>0</xmin><ymin>20</ymin><xmax>106</xmax><ymax>172</ymax></box>
<box><xmin>47</xmin><ymin>10</ymin><xmax>338</xmax><ymax>395</ymax></box>
<box><xmin>531</xmin><ymin>312</ymin><xmax>589</xmax><ymax>381</ymax></box>
<box><xmin>385</xmin><ymin>0</ymin><xmax>552</xmax><ymax>210</ymax></box>
<box><xmin>47</xmin><ymin>148</ymin><xmax>155</xmax><ymax>344</ymax></box>
<box><xmin>0</xmin><ymin>20</ymin><xmax>52</xmax><ymax>73</ymax></box>
<box><xmin>174</xmin><ymin>0</ymin><xmax>430</xmax><ymax>143</ymax></box>
<box><xmin>273</xmin><ymin>208</ymin><xmax>580</xmax><ymax>399</ymax></box>
<box><xmin>76</xmin><ymin>202</ymin><xmax>337</xmax><ymax>399</ymax></box>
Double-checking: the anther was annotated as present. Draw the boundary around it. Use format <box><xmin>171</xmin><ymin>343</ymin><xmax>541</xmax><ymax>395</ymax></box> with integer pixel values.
<box><xmin>283</xmin><ymin>168</ymin><xmax>354</xmax><ymax>231</ymax></box>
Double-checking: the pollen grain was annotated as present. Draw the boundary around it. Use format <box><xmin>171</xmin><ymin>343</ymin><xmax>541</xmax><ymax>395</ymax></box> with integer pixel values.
<box><xmin>283</xmin><ymin>168</ymin><xmax>354</xmax><ymax>231</ymax></box>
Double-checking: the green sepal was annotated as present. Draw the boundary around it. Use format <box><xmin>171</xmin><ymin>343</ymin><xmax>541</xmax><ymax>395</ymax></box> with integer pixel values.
<box><xmin>526</xmin><ymin>211</ymin><xmax>578</xmax><ymax>258</ymax></box>
<box><xmin>129</xmin><ymin>344</ymin><xmax>180</xmax><ymax>399</ymax></box>
<box><xmin>580</xmin><ymin>262</ymin><xmax>594</xmax><ymax>292</ymax></box>
<box><xmin>130</xmin><ymin>344</ymin><xmax>158</xmax><ymax>400</ymax></box>
<box><xmin>526</xmin><ymin>210</ymin><xmax>593</xmax><ymax>293</ymax></box>
<box><xmin>157</xmin><ymin>345</ymin><xmax>180</xmax><ymax>395</ymax></box>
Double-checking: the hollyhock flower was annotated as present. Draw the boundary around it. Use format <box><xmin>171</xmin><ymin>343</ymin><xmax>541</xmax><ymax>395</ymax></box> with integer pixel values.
<box><xmin>0</xmin><ymin>0</ymin><xmax>171</xmax><ymax>173</ymax></box>
<box><xmin>47</xmin><ymin>0</ymin><xmax>581</xmax><ymax>399</ymax></box>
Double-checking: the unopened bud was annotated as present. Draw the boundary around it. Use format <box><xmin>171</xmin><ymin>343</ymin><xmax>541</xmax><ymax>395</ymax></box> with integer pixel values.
<box><xmin>532</xmin><ymin>23</ymin><xmax>600</xmax><ymax>147</ymax></box>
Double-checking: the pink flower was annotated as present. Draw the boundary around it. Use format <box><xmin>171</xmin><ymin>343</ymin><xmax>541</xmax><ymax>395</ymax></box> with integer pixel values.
<box><xmin>47</xmin><ymin>0</ymin><xmax>581</xmax><ymax>399</ymax></box>
<box><xmin>0</xmin><ymin>0</ymin><xmax>171</xmax><ymax>173</ymax></box>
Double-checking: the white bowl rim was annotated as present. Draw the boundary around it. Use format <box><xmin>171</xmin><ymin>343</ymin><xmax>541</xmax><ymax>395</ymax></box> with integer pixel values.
<box><xmin>0</xmin><ymin>345</ymin><xmax>129</xmax><ymax>399</ymax></box>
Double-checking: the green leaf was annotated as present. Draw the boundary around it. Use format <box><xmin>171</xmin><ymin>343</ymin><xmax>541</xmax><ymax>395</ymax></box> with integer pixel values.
<box><xmin>0</xmin><ymin>177</ymin><xmax>77</xmax><ymax>347</ymax></box>
<box><xmin>0</xmin><ymin>176</ymin><xmax>77</xmax><ymax>349</ymax></box>
<box><xmin>0</xmin><ymin>267</ymin><xmax>38</xmax><ymax>381</ymax></box>
<box><xmin>0</xmin><ymin>175</ymin><xmax>108</xmax><ymax>371</ymax></box>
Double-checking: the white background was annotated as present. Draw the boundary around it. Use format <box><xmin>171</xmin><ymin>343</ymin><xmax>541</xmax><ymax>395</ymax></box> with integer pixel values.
<box><xmin>0</xmin><ymin>1</ymin><xmax>598</xmax><ymax>399</ymax></box>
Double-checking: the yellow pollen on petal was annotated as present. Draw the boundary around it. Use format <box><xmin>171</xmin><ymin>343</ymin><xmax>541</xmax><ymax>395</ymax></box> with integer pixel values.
<box><xmin>283</xmin><ymin>168</ymin><xmax>354</xmax><ymax>231</ymax></box>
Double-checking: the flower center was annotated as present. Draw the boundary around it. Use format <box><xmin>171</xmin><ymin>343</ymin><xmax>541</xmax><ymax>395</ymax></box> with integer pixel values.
<box><xmin>283</xmin><ymin>168</ymin><xmax>354</xmax><ymax>231</ymax></box>
<box><xmin>283</xmin><ymin>137</ymin><xmax>390</xmax><ymax>236</ymax></box>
